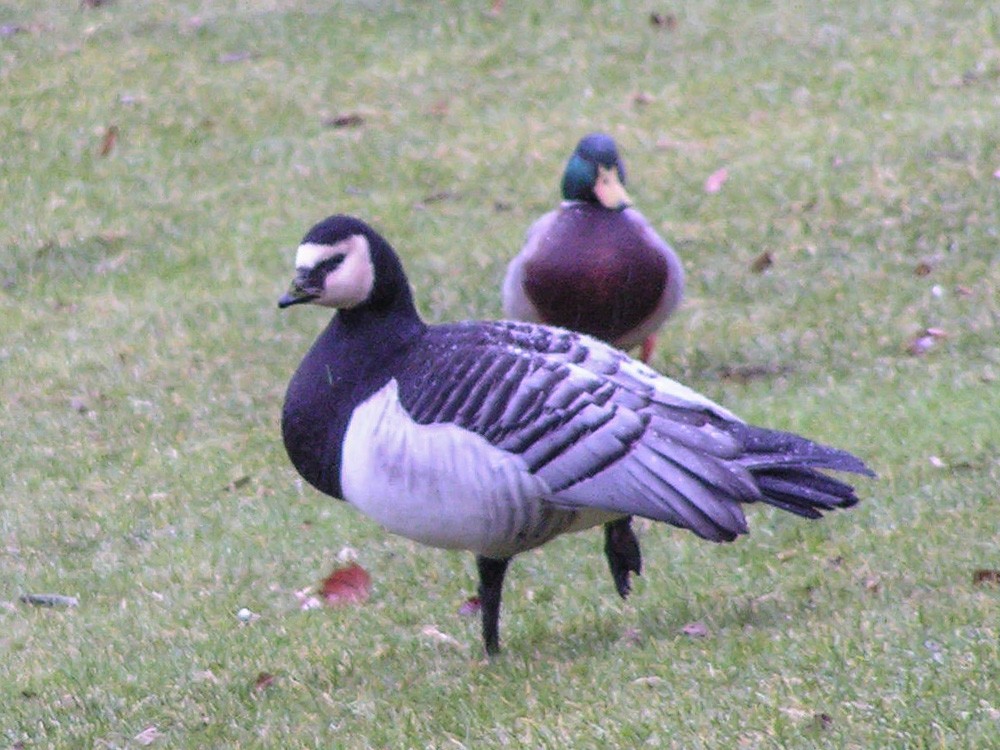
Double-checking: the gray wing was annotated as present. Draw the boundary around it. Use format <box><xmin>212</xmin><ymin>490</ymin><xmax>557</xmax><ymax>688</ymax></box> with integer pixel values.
<box><xmin>400</xmin><ymin>321</ymin><xmax>870</xmax><ymax>543</ymax></box>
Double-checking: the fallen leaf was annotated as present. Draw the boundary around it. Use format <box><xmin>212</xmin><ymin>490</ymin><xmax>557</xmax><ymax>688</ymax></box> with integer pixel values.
<box><xmin>19</xmin><ymin>593</ymin><xmax>79</xmax><ymax>607</ymax></box>
<box><xmin>915</xmin><ymin>261</ymin><xmax>933</xmax><ymax>276</ymax></box>
<box><xmin>717</xmin><ymin>363</ymin><xmax>792</xmax><ymax>383</ymax></box>
<box><xmin>632</xmin><ymin>91</ymin><xmax>655</xmax><ymax>106</ymax></box>
<box><xmin>750</xmin><ymin>251</ymin><xmax>773</xmax><ymax>273</ymax></box>
<box><xmin>133</xmin><ymin>725</ymin><xmax>162</xmax><ymax>746</ymax></box>
<box><xmin>649</xmin><ymin>12</ymin><xmax>678</xmax><ymax>30</ymax></box>
<box><xmin>973</xmin><ymin>569</ymin><xmax>1000</xmax><ymax>586</ymax></box>
<box><xmin>98</xmin><ymin>125</ymin><xmax>118</xmax><ymax>157</ymax></box>
<box><xmin>223</xmin><ymin>475</ymin><xmax>251</xmax><ymax>492</ymax></box>
<box><xmin>320</xmin><ymin>562</ymin><xmax>371</xmax><ymax>606</ymax></box>
<box><xmin>704</xmin><ymin>167</ymin><xmax>729</xmax><ymax>194</ymax></box>
<box><xmin>457</xmin><ymin>596</ymin><xmax>481</xmax><ymax>617</ymax></box>
<box><xmin>323</xmin><ymin>113</ymin><xmax>365</xmax><ymax>128</ymax></box>
<box><xmin>253</xmin><ymin>672</ymin><xmax>276</xmax><ymax>692</ymax></box>
<box><xmin>955</xmin><ymin>285</ymin><xmax>973</xmax><ymax>297</ymax></box>
<box><xmin>812</xmin><ymin>712</ymin><xmax>833</xmax><ymax>731</ymax></box>
<box><xmin>681</xmin><ymin>620</ymin><xmax>708</xmax><ymax>637</ymax></box>
<box><xmin>421</xmin><ymin>625</ymin><xmax>465</xmax><ymax>649</ymax></box>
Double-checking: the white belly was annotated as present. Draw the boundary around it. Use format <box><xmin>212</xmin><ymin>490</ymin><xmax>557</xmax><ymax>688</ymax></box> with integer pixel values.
<box><xmin>341</xmin><ymin>380</ymin><xmax>601</xmax><ymax>557</ymax></box>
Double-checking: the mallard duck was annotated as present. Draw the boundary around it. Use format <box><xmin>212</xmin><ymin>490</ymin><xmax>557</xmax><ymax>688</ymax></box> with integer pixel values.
<box><xmin>503</xmin><ymin>133</ymin><xmax>686</xmax><ymax>601</ymax></box>
<box><xmin>278</xmin><ymin>215</ymin><xmax>872</xmax><ymax>655</ymax></box>
<box><xmin>502</xmin><ymin>132</ymin><xmax>684</xmax><ymax>364</ymax></box>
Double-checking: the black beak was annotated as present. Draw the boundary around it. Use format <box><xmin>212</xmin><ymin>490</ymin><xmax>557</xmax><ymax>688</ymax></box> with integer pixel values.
<box><xmin>277</xmin><ymin>278</ymin><xmax>320</xmax><ymax>309</ymax></box>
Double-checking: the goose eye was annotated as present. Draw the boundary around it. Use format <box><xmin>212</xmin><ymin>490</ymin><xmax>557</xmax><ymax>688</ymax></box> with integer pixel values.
<box><xmin>317</xmin><ymin>254</ymin><xmax>346</xmax><ymax>274</ymax></box>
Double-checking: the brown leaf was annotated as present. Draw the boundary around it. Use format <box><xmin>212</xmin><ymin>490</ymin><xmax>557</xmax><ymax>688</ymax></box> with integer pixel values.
<box><xmin>649</xmin><ymin>12</ymin><xmax>678</xmax><ymax>30</ymax></box>
<box><xmin>750</xmin><ymin>251</ymin><xmax>773</xmax><ymax>273</ymax></box>
<box><xmin>632</xmin><ymin>91</ymin><xmax>655</xmax><ymax>106</ymax></box>
<box><xmin>320</xmin><ymin>562</ymin><xmax>371</xmax><ymax>606</ymax></box>
<box><xmin>457</xmin><ymin>596</ymin><xmax>481</xmax><ymax>617</ymax></box>
<box><xmin>915</xmin><ymin>261</ymin><xmax>933</xmax><ymax>276</ymax></box>
<box><xmin>253</xmin><ymin>671</ymin><xmax>276</xmax><ymax>692</ymax></box>
<box><xmin>704</xmin><ymin>167</ymin><xmax>729</xmax><ymax>194</ymax></box>
<box><xmin>681</xmin><ymin>620</ymin><xmax>708</xmax><ymax>637</ymax></box>
<box><xmin>223</xmin><ymin>475</ymin><xmax>251</xmax><ymax>492</ymax></box>
<box><xmin>862</xmin><ymin>575</ymin><xmax>881</xmax><ymax>593</ymax></box>
<box><xmin>812</xmin><ymin>712</ymin><xmax>833</xmax><ymax>731</ymax></box>
<box><xmin>322</xmin><ymin>113</ymin><xmax>365</xmax><ymax>128</ymax></box>
<box><xmin>19</xmin><ymin>593</ymin><xmax>79</xmax><ymax>607</ymax></box>
<box><xmin>98</xmin><ymin>125</ymin><xmax>118</xmax><ymax>157</ymax></box>
<box><xmin>973</xmin><ymin>569</ymin><xmax>1000</xmax><ymax>586</ymax></box>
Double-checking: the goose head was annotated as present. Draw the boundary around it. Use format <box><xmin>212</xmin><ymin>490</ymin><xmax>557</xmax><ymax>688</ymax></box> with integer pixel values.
<box><xmin>277</xmin><ymin>214</ymin><xmax>413</xmax><ymax>316</ymax></box>
<box><xmin>560</xmin><ymin>133</ymin><xmax>632</xmax><ymax>210</ymax></box>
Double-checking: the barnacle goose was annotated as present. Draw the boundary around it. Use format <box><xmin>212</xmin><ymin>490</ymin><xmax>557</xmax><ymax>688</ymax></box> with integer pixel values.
<box><xmin>279</xmin><ymin>214</ymin><xmax>873</xmax><ymax>655</ymax></box>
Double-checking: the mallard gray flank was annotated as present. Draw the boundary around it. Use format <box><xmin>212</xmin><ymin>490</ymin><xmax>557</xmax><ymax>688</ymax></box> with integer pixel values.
<box><xmin>279</xmin><ymin>215</ymin><xmax>873</xmax><ymax>655</ymax></box>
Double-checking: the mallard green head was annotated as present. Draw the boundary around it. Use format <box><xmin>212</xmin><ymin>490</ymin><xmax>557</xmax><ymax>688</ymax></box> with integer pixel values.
<box><xmin>560</xmin><ymin>133</ymin><xmax>632</xmax><ymax>210</ymax></box>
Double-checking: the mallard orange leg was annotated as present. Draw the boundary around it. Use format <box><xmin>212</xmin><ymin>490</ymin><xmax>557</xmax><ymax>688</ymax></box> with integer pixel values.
<box><xmin>640</xmin><ymin>335</ymin><xmax>656</xmax><ymax>363</ymax></box>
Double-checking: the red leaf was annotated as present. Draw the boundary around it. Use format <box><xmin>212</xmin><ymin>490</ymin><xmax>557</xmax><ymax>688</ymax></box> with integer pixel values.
<box><xmin>704</xmin><ymin>167</ymin><xmax>729</xmax><ymax>194</ymax></box>
<box><xmin>320</xmin><ymin>562</ymin><xmax>371</xmax><ymax>606</ymax></box>
<box><xmin>457</xmin><ymin>596</ymin><xmax>481</xmax><ymax>617</ymax></box>
<box><xmin>99</xmin><ymin>125</ymin><xmax>118</xmax><ymax>157</ymax></box>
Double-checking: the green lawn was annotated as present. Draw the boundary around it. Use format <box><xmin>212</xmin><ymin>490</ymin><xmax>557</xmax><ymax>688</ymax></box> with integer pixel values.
<box><xmin>2</xmin><ymin>1</ymin><xmax>998</xmax><ymax>747</ymax></box>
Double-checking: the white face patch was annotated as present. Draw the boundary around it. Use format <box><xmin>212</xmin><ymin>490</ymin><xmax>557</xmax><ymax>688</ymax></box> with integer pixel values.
<box><xmin>295</xmin><ymin>235</ymin><xmax>375</xmax><ymax>308</ymax></box>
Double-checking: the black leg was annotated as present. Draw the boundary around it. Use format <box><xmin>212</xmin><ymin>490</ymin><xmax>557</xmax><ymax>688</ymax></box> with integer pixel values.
<box><xmin>604</xmin><ymin>516</ymin><xmax>642</xmax><ymax>599</ymax></box>
<box><xmin>476</xmin><ymin>555</ymin><xmax>511</xmax><ymax>656</ymax></box>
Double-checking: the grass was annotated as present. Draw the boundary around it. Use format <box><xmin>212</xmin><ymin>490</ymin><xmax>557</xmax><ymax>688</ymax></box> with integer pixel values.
<box><xmin>1</xmin><ymin>0</ymin><xmax>998</xmax><ymax>747</ymax></box>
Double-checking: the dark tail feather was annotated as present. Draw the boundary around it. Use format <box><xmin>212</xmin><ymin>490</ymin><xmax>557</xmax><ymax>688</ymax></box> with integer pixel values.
<box><xmin>735</xmin><ymin>424</ymin><xmax>874</xmax><ymax>518</ymax></box>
